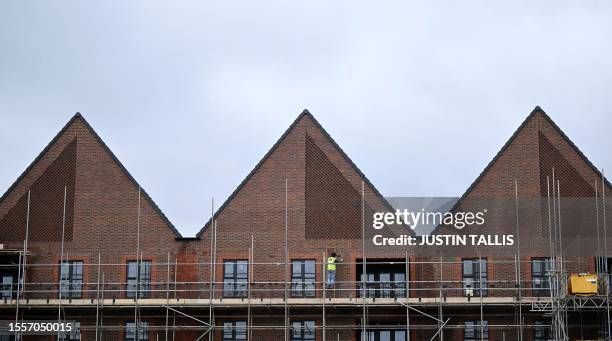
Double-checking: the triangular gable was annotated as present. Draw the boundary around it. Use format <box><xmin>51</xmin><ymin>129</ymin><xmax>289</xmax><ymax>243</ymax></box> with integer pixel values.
<box><xmin>0</xmin><ymin>113</ymin><xmax>182</xmax><ymax>239</ymax></box>
<box><xmin>196</xmin><ymin>109</ymin><xmax>395</xmax><ymax>238</ymax></box>
<box><xmin>460</xmin><ymin>106</ymin><xmax>610</xmax><ymax>200</ymax></box>
<box><xmin>432</xmin><ymin>106</ymin><xmax>610</xmax><ymax>236</ymax></box>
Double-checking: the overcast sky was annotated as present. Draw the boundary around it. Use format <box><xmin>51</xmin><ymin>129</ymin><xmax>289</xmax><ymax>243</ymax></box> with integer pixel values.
<box><xmin>1</xmin><ymin>2</ymin><xmax>610</xmax><ymax>236</ymax></box>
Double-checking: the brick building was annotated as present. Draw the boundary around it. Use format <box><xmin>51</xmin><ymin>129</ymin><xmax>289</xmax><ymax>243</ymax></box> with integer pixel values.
<box><xmin>0</xmin><ymin>107</ymin><xmax>610</xmax><ymax>340</ymax></box>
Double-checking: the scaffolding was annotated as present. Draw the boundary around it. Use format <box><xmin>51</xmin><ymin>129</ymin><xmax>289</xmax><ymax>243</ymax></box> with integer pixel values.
<box><xmin>0</xmin><ymin>174</ymin><xmax>610</xmax><ymax>340</ymax></box>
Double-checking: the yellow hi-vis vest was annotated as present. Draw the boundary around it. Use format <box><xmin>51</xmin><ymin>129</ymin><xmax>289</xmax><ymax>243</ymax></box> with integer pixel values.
<box><xmin>327</xmin><ymin>257</ymin><xmax>336</xmax><ymax>271</ymax></box>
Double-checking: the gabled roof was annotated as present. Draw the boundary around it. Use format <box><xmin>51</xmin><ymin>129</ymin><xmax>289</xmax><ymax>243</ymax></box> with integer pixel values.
<box><xmin>0</xmin><ymin>112</ymin><xmax>183</xmax><ymax>238</ymax></box>
<box><xmin>457</xmin><ymin>106</ymin><xmax>611</xmax><ymax>203</ymax></box>
<box><xmin>196</xmin><ymin>109</ymin><xmax>394</xmax><ymax>238</ymax></box>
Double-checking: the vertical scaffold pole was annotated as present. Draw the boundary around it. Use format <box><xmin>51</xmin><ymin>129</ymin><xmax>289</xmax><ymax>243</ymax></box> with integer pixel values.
<box><xmin>248</xmin><ymin>235</ymin><xmax>253</xmax><ymax>341</ymax></box>
<box><xmin>595</xmin><ymin>180</ymin><xmax>602</xmax><ymax>275</ymax></box>
<box><xmin>95</xmin><ymin>252</ymin><xmax>101</xmax><ymax>341</ymax></box>
<box><xmin>57</xmin><ymin>186</ymin><xmax>67</xmax><ymax>340</ymax></box>
<box><xmin>15</xmin><ymin>190</ymin><xmax>30</xmax><ymax>341</ymax></box>
<box><xmin>438</xmin><ymin>255</ymin><xmax>443</xmax><ymax>341</ymax></box>
<box><xmin>284</xmin><ymin>178</ymin><xmax>289</xmax><ymax>341</ymax></box>
<box><xmin>100</xmin><ymin>272</ymin><xmax>105</xmax><ymax>340</ymax></box>
<box><xmin>322</xmin><ymin>251</ymin><xmax>326</xmax><ymax>341</ymax></box>
<box><xmin>173</xmin><ymin>257</ymin><xmax>177</xmax><ymax>341</ymax></box>
<box><xmin>209</xmin><ymin>198</ymin><xmax>215</xmax><ymax>341</ymax></box>
<box><xmin>165</xmin><ymin>252</ymin><xmax>170</xmax><ymax>341</ymax></box>
<box><xmin>134</xmin><ymin>187</ymin><xmax>142</xmax><ymax>339</ymax></box>
<box><xmin>405</xmin><ymin>251</ymin><xmax>410</xmax><ymax>341</ymax></box>
<box><xmin>514</xmin><ymin>180</ymin><xmax>523</xmax><ymax>341</ymax></box>
<box><xmin>602</xmin><ymin>170</ymin><xmax>610</xmax><ymax>341</ymax></box>
<box><xmin>361</xmin><ymin>181</ymin><xmax>367</xmax><ymax>340</ymax></box>
<box><xmin>478</xmin><ymin>252</ymin><xmax>484</xmax><ymax>341</ymax></box>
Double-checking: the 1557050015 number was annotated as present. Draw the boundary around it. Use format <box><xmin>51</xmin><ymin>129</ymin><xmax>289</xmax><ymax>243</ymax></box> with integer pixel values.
<box><xmin>1</xmin><ymin>321</ymin><xmax>74</xmax><ymax>335</ymax></box>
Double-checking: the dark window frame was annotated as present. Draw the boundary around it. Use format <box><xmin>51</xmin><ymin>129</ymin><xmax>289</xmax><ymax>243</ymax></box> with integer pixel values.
<box><xmin>359</xmin><ymin>329</ymin><xmax>407</xmax><ymax>340</ymax></box>
<box><xmin>464</xmin><ymin>320</ymin><xmax>489</xmax><ymax>341</ymax></box>
<box><xmin>125</xmin><ymin>321</ymin><xmax>149</xmax><ymax>341</ymax></box>
<box><xmin>462</xmin><ymin>258</ymin><xmax>488</xmax><ymax>296</ymax></box>
<box><xmin>223</xmin><ymin>260</ymin><xmax>248</xmax><ymax>298</ymax></box>
<box><xmin>531</xmin><ymin>258</ymin><xmax>552</xmax><ymax>296</ymax></box>
<box><xmin>291</xmin><ymin>259</ymin><xmax>316</xmax><ymax>298</ymax></box>
<box><xmin>357</xmin><ymin>260</ymin><xmax>407</xmax><ymax>299</ymax></box>
<box><xmin>59</xmin><ymin>260</ymin><xmax>84</xmax><ymax>299</ymax></box>
<box><xmin>126</xmin><ymin>260</ymin><xmax>152</xmax><ymax>299</ymax></box>
<box><xmin>291</xmin><ymin>320</ymin><xmax>315</xmax><ymax>341</ymax></box>
<box><xmin>1</xmin><ymin>274</ymin><xmax>14</xmax><ymax>299</ymax></box>
<box><xmin>222</xmin><ymin>320</ymin><xmax>247</xmax><ymax>340</ymax></box>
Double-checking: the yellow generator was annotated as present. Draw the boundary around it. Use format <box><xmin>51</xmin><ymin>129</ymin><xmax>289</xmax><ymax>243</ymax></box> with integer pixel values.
<box><xmin>568</xmin><ymin>274</ymin><xmax>598</xmax><ymax>296</ymax></box>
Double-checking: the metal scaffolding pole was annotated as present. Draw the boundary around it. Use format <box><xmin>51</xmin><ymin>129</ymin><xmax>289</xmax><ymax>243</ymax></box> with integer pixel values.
<box><xmin>209</xmin><ymin>198</ymin><xmax>215</xmax><ymax>341</ymax></box>
<box><xmin>100</xmin><ymin>272</ymin><xmax>105</xmax><ymax>340</ymax></box>
<box><xmin>479</xmin><ymin>254</ymin><xmax>484</xmax><ymax>341</ymax></box>
<box><xmin>602</xmin><ymin>170</ymin><xmax>610</xmax><ymax>341</ymax></box>
<box><xmin>438</xmin><ymin>255</ymin><xmax>443</xmax><ymax>341</ymax></box>
<box><xmin>595</xmin><ymin>180</ymin><xmax>602</xmax><ymax>275</ymax></box>
<box><xmin>95</xmin><ymin>252</ymin><xmax>101</xmax><ymax>341</ymax></box>
<box><xmin>248</xmin><ymin>235</ymin><xmax>253</xmax><ymax>341</ymax></box>
<box><xmin>405</xmin><ymin>251</ymin><xmax>410</xmax><ymax>341</ymax></box>
<box><xmin>557</xmin><ymin>180</ymin><xmax>563</xmax><ymax>273</ymax></box>
<box><xmin>284</xmin><ymin>177</ymin><xmax>289</xmax><ymax>341</ymax></box>
<box><xmin>14</xmin><ymin>190</ymin><xmax>30</xmax><ymax>341</ymax></box>
<box><xmin>135</xmin><ymin>187</ymin><xmax>142</xmax><ymax>339</ymax></box>
<box><xmin>57</xmin><ymin>186</ymin><xmax>67</xmax><ymax>340</ymax></box>
<box><xmin>173</xmin><ymin>257</ymin><xmax>177</xmax><ymax>341</ymax></box>
<box><xmin>514</xmin><ymin>180</ymin><xmax>523</xmax><ymax>341</ymax></box>
<box><xmin>322</xmin><ymin>251</ymin><xmax>326</xmax><ymax>341</ymax></box>
<box><xmin>165</xmin><ymin>252</ymin><xmax>170</xmax><ymax>341</ymax></box>
<box><xmin>361</xmin><ymin>181</ymin><xmax>367</xmax><ymax>340</ymax></box>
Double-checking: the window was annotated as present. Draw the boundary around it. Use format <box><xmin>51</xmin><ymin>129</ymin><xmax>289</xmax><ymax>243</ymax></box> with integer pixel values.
<box><xmin>291</xmin><ymin>260</ymin><xmax>316</xmax><ymax>298</ymax></box>
<box><xmin>359</xmin><ymin>330</ymin><xmax>406</xmax><ymax>340</ymax></box>
<box><xmin>222</xmin><ymin>321</ymin><xmax>247</xmax><ymax>340</ymax></box>
<box><xmin>1</xmin><ymin>274</ymin><xmax>13</xmax><ymax>299</ymax></box>
<box><xmin>464</xmin><ymin>320</ymin><xmax>488</xmax><ymax>341</ymax></box>
<box><xmin>59</xmin><ymin>260</ymin><xmax>83</xmax><ymax>299</ymax></box>
<box><xmin>532</xmin><ymin>258</ymin><xmax>552</xmax><ymax>296</ymax></box>
<box><xmin>58</xmin><ymin>321</ymin><xmax>80</xmax><ymax>341</ymax></box>
<box><xmin>357</xmin><ymin>259</ymin><xmax>407</xmax><ymax>298</ymax></box>
<box><xmin>534</xmin><ymin>320</ymin><xmax>553</xmax><ymax>341</ymax></box>
<box><xmin>126</xmin><ymin>260</ymin><xmax>152</xmax><ymax>299</ymax></box>
<box><xmin>291</xmin><ymin>320</ymin><xmax>315</xmax><ymax>341</ymax></box>
<box><xmin>125</xmin><ymin>321</ymin><xmax>149</xmax><ymax>341</ymax></box>
<box><xmin>0</xmin><ymin>336</ymin><xmax>15</xmax><ymax>341</ymax></box>
<box><xmin>223</xmin><ymin>260</ymin><xmax>248</xmax><ymax>298</ymax></box>
<box><xmin>462</xmin><ymin>259</ymin><xmax>487</xmax><ymax>296</ymax></box>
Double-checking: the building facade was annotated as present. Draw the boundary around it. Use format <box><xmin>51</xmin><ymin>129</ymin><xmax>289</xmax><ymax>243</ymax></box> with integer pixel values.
<box><xmin>0</xmin><ymin>107</ymin><xmax>611</xmax><ymax>340</ymax></box>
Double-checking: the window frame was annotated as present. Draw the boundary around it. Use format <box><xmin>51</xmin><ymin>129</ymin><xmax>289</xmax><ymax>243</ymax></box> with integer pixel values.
<box><xmin>291</xmin><ymin>320</ymin><xmax>316</xmax><ymax>341</ymax></box>
<box><xmin>464</xmin><ymin>320</ymin><xmax>488</xmax><ymax>341</ymax></box>
<box><xmin>126</xmin><ymin>260</ymin><xmax>152</xmax><ymax>299</ymax></box>
<box><xmin>223</xmin><ymin>260</ymin><xmax>248</xmax><ymax>298</ymax></box>
<box><xmin>462</xmin><ymin>258</ymin><xmax>488</xmax><ymax>297</ymax></box>
<box><xmin>125</xmin><ymin>321</ymin><xmax>149</xmax><ymax>341</ymax></box>
<box><xmin>59</xmin><ymin>260</ymin><xmax>84</xmax><ymax>299</ymax></box>
<box><xmin>531</xmin><ymin>258</ymin><xmax>552</xmax><ymax>296</ymax></box>
<box><xmin>359</xmin><ymin>329</ymin><xmax>407</xmax><ymax>341</ymax></box>
<box><xmin>1</xmin><ymin>274</ymin><xmax>14</xmax><ymax>299</ymax></box>
<box><xmin>291</xmin><ymin>259</ymin><xmax>316</xmax><ymax>298</ymax></box>
<box><xmin>222</xmin><ymin>320</ymin><xmax>247</xmax><ymax>341</ymax></box>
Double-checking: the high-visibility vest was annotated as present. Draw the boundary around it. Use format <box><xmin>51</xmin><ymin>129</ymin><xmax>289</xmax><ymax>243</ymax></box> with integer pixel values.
<box><xmin>327</xmin><ymin>257</ymin><xmax>336</xmax><ymax>271</ymax></box>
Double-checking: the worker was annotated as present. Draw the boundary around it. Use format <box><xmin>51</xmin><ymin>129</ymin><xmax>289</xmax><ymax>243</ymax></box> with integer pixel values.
<box><xmin>326</xmin><ymin>252</ymin><xmax>337</xmax><ymax>289</ymax></box>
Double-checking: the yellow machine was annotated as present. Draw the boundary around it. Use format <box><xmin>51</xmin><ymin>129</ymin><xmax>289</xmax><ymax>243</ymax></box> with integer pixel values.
<box><xmin>568</xmin><ymin>274</ymin><xmax>598</xmax><ymax>296</ymax></box>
